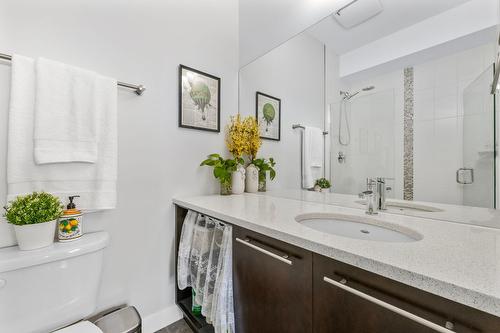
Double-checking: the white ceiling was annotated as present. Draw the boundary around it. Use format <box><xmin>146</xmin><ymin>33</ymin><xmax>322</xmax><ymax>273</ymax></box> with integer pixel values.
<box><xmin>239</xmin><ymin>0</ymin><xmax>348</xmax><ymax>67</ymax></box>
<box><xmin>308</xmin><ymin>0</ymin><xmax>474</xmax><ymax>55</ymax></box>
<box><xmin>239</xmin><ymin>0</ymin><xmax>475</xmax><ymax>68</ymax></box>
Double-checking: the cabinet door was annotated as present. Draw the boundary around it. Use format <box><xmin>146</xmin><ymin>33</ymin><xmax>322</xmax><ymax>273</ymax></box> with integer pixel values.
<box><xmin>233</xmin><ymin>226</ymin><xmax>313</xmax><ymax>333</ymax></box>
<box><xmin>313</xmin><ymin>253</ymin><xmax>498</xmax><ymax>333</ymax></box>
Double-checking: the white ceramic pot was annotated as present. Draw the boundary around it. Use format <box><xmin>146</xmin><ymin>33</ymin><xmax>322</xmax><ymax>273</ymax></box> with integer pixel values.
<box><xmin>245</xmin><ymin>164</ymin><xmax>259</xmax><ymax>193</ymax></box>
<box><xmin>231</xmin><ymin>165</ymin><xmax>246</xmax><ymax>194</ymax></box>
<box><xmin>13</xmin><ymin>220</ymin><xmax>57</xmax><ymax>251</ymax></box>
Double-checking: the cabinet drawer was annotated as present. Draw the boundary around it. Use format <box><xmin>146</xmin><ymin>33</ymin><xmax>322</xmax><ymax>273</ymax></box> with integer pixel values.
<box><xmin>313</xmin><ymin>253</ymin><xmax>499</xmax><ymax>333</ymax></box>
<box><xmin>233</xmin><ymin>226</ymin><xmax>313</xmax><ymax>333</ymax></box>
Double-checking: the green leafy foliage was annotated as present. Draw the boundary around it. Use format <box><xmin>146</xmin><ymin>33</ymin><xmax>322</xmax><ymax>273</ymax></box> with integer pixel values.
<box><xmin>315</xmin><ymin>178</ymin><xmax>331</xmax><ymax>189</ymax></box>
<box><xmin>253</xmin><ymin>157</ymin><xmax>277</xmax><ymax>182</ymax></box>
<box><xmin>200</xmin><ymin>154</ymin><xmax>244</xmax><ymax>185</ymax></box>
<box><xmin>4</xmin><ymin>192</ymin><xmax>63</xmax><ymax>225</ymax></box>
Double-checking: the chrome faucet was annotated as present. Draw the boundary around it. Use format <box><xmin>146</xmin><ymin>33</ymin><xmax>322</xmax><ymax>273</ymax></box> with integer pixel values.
<box><xmin>376</xmin><ymin>177</ymin><xmax>392</xmax><ymax>211</ymax></box>
<box><xmin>358</xmin><ymin>190</ymin><xmax>378</xmax><ymax>215</ymax></box>
<box><xmin>358</xmin><ymin>178</ymin><xmax>378</xmax><ymax>215</ymax></box>
<box><xmin>359</xmin><ymin>178</ymin><xmax>392</xmax><ymax>214</ymax></box>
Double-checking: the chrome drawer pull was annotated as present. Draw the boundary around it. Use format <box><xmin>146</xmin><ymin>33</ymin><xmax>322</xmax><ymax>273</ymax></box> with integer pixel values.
<box><xmin>323</xmin><ymin>276</ymin><xmax>455</xmax><ymax>333</ymax></box>
<box><xmin>236</xmin><ymin>238</ymin><xmax>293</xmax><ymax>265</ymax></box>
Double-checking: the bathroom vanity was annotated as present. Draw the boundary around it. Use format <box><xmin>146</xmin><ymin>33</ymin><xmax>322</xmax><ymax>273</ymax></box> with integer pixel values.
<box><xmin>173</xmin><ymin>193</ymin><xmax>500</xmax><ymax>333</ymax></box>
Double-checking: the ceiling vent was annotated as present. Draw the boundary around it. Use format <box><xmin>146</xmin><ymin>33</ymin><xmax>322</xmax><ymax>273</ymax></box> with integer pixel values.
<box><xmin>333</xmin><ymin>0</ymin><xmax>383</xmax><ymax>29</ymax></box>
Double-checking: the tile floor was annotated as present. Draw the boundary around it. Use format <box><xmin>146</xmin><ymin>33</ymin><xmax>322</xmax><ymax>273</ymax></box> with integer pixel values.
<box><xmin>156</xmin><ymin>319</ymin><xmax>193</xmax><ymax>333</ymax></box>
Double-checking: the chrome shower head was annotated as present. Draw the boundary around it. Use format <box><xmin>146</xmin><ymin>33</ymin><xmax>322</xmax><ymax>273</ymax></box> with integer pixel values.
<box><xmin>340</xmin><ymin>86</ymin><xmax>375</xmax><ymax>101</ymax></box>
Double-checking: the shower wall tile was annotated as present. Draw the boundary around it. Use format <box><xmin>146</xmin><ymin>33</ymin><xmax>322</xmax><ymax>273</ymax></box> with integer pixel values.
<box><xmin>457</xmin><ymin>46</ymin><xmax>487</xmax><ymax>80</ymax></box>
<box><xmin>435</xmin><ymin>94</ymin><xmax>458</xmax><ymax>119</ymax></box>
<box><xmin>413</xmin><ymin>89</ymin><xmax>434</xmax><ymax>121</ymax></box>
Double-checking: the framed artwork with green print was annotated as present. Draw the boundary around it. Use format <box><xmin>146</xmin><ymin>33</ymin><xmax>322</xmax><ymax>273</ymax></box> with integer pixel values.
<box><xmin>179</xmin><ymin>65</ymin><xmax>221</xmax><ymax>132</ymax></box>
<box><xmin>256</xmin><ymin>91</ymin><xmax>281</xmax><ymax>141</ymax></box>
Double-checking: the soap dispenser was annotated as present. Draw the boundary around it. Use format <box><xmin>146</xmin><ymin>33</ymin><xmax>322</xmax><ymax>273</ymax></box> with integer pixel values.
<box><xmin>58</xmin><ymin>196</ymin><xmax>84</xmax><ymax>242</ymax></box>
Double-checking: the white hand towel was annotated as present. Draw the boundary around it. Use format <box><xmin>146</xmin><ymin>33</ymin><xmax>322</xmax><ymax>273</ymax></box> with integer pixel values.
<box><xmin>7</xmin><ymin>54</ymin><xmax>117</xmax><ymax>210</ymax></box>
<box><xmin>302</xmin><ymin>126</ymin><xmax>324</xmax><ymax>188</ymax></box>
<box><xmin>34</xmin><ymin>57</ymin><xmax>115</xmax><ymax>164</ymax></box>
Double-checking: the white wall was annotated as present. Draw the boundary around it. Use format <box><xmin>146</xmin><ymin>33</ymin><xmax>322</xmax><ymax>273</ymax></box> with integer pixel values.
<box><xmin>239</xmin><ymin>33</ymin><xmax>327</xmax><ymax>189</ymax></box>
<box><xmin>0</xmin><ymin>0</ymin><xmax>238</xmax><ymax>331</ymax></box>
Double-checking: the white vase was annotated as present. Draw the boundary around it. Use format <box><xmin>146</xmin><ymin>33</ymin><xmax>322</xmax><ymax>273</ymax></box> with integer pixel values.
<box><xmin>245</xmin><ymin>164</ymin><xmax>259</xmax><ymax>193</ymax></box>
<box><xmin>13</xmin><ymin>220</ymin><xmax>57</xmax><ymax>251</ymax></box>
<box><xmin>231</xmin><ymin>165</ymin><xmax>246</xmax><ymax>194</ymax></box>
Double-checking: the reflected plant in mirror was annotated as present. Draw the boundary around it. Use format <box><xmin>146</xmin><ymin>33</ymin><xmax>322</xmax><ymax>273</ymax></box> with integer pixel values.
<box><xmin>314</xmin><ymin>178</ymin><xmax>331</xmax><ymax>193</ymax></box>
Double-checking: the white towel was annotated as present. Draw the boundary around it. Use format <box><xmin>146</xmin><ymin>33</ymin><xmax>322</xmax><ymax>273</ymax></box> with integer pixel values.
<box><xmin>7</xmin><ymin>54</ymin><xmax>118</xmax><ymax>210</ymax></box>
<box><xmin>34</xmin><ymin>57</ymin><xmax>115</xmax><ymax>164</ymax></box>
<box><xmin>302</xmin><ymin>126</ymin><xmax>323</xmax><ymax>188</ymax></box>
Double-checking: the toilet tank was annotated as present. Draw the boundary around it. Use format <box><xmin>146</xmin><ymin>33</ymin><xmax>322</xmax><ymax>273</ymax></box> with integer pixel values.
<box><xmin>0</xmin><ymin>232</ymin><xmax>109</xmax><ymax>333</ymax></box>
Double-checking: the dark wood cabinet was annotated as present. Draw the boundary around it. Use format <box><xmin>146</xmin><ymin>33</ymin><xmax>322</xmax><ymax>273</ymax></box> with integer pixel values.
<box><xmin>175</xmin><ymin>205</ymin><xmax>500</xmax><ymax>333</ymax></box>
<box><xmin>313</xmin><ymin>253</ymin><xmax>500</xmax><ymax>333</ymax></box>
<box><xmin>233</xmin><ymin>225</ymin><xmax>313</xmax><ymax>333</ymax></box>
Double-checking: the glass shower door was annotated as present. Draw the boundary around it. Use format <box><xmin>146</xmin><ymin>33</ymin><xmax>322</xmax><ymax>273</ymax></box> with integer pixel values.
<box><xmin>461</xmin><ymin>64</ymin><xmax>496</xmax><ymax>208</ymax></box>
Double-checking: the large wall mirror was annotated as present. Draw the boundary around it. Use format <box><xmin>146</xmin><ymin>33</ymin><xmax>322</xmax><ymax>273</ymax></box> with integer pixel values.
<box><xmin>239</xmin><ymin>0</ymin><xmax>500</xmax><ymax>225</ymax></box>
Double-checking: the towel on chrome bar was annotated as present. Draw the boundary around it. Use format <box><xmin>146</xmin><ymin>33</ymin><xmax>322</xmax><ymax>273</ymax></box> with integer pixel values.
<box><xmin>34</xmin><ymin>57</ymin><xmax>116</xmax><ymax>164</ymax></box>
<box><xmin>7</xmin><ymin>54</ymin><xmax>118</xmax><ymax>210</ymax></box>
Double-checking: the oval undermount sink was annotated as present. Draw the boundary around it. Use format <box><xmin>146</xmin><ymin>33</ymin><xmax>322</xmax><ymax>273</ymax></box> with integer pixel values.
<box><xmin>296</xmin><ymin>213</ymin><xmax>422</xmax><ymax>243</ymax></box>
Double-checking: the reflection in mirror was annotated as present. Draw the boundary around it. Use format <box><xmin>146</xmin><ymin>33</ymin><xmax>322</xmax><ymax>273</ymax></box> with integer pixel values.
<box><xmin>239</xmin><ymin>0</ymin><xmax>499</xmax><ymax>223</ymax></box>
<box><xmin>332</xmin><ymin>45</ymin><xmax>496</xmax><ymax>209</ymax></box>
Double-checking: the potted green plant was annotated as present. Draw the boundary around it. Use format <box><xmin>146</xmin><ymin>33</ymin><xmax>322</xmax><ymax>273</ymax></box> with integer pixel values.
<box><xmin>314</xmin><ymin>178</ymin><xmax>331</xmax><ymax>192</ymax></box>
<box><xmin>200</xmin><ymin>154</ymin><xmax>243</xmax><ymax>195</ymax></box>
<box><xmin>252</xmin><ymin>158</ymin><xmax>276</xmax><ymax>192</ymax></box>
<box><xmin>3</xmin><ymin>192</ymin><xmax>63</xmax><ymax>250</ymax></box>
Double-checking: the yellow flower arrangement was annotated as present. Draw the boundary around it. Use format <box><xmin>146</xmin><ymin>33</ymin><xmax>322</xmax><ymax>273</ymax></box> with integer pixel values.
<box><xmin>226</xmin><ymin>114</ymin><xmax>246</xmax><ymax>159</ymax></box>
<box><xmin>243</xmin><ymin>116</ymin><xmax>261</xmax><ymax>160</ymax></box>
<box><xmin>226</xmin><ymin>114</ymin><xmax>262</xmax><ymax>160</ymax></box>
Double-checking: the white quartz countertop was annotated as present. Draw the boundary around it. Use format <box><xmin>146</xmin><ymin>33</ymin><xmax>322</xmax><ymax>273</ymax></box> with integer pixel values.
<box><xmin>173</xmin><ymin>192</ymin><xmax>500</xmax><ymax>317</ymax></box>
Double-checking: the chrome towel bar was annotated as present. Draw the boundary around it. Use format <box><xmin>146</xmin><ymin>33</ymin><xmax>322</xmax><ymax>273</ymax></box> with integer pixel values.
<box><xmin>292</xmin><ymin>124</ymin><xmax>328</xmax><ymax>135</ymax></box>
<box><xmin>0</xmin><ymin>52</ymin><xmax>145</xmax><ymax>95</ymax></box>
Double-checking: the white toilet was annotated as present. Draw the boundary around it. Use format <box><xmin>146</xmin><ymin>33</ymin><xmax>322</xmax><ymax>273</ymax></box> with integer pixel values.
<box><xmin>0</xmin><ymin>231</ymin><xmax>109</xmax><ymax>333</ymax></box>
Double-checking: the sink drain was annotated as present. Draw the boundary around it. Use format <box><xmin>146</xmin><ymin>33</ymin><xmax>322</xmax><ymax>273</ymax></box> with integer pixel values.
<box><xmin>360</xmin><ymin>229</ymin><xmax>370</xmax><ymax>234</ymax></box>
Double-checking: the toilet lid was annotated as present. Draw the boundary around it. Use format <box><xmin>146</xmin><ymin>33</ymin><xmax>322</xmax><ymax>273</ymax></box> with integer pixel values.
<box><xmin>53</xmin><ymin>321</ymin><xmax>103</xmax><ymax>333</ymax></box>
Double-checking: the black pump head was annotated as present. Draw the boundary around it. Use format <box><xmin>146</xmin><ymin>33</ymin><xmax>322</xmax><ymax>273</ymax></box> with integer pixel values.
<box><xmin>67</xmin><ymin>195</ymin><xmax>81</xmax><ymax>209</ymax></box>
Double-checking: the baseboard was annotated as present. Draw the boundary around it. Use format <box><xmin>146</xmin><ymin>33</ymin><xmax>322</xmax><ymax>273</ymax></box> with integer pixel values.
<box><xmin>141</xmin><ymin>304</ymin><xmax>182</xmax><ymax>333</ymax></box>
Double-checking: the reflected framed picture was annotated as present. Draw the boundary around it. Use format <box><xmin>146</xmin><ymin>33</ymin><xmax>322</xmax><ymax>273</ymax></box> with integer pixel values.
<box><xmin>179</xmin><ymin>65</ymin><xmax>221</xmax><ymax>132</ymax></box>
<box><xmin>256</xmin><ymin>91</ymin><xmax>281</xmax><ymax>141</ymax></box>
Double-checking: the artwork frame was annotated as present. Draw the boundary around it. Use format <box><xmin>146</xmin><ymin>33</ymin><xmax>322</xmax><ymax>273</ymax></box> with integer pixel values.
<box><xmin>179</xmin><ymin>64</ymin><xmax>221</xmax><ymax>132</ymax></box>
<box><xmin>256</xmin><ymin>91</ymin><xmax>281</xmax><ymax>141</ymax></box>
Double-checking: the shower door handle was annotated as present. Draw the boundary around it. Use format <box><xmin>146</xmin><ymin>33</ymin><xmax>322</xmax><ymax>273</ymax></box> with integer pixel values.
<box><xmin>456</xmin><ymin>168</ymin><xmax>474</xmax><ymax>184</ymax></box>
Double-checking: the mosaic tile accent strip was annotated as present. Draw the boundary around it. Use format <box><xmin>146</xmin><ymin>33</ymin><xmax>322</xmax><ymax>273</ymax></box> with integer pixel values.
<box><xmin>403</xmin><ymin>67</ymin><xmax>414</xmax><ymax>201</ymax></box>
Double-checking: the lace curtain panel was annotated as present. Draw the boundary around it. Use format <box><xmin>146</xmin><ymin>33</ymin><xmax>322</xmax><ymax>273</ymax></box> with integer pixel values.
<box><xmin>177</xmin><ymin>210</ymin><xmax>235</xmax><ymax>333</ymax></box>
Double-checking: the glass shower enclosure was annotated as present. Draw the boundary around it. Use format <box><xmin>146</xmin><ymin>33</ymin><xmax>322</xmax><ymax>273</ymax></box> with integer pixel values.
<box><xmin>461</xmin><ymin>64</ymin><xmax>496</xmax><ymax>208</ymax></box>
